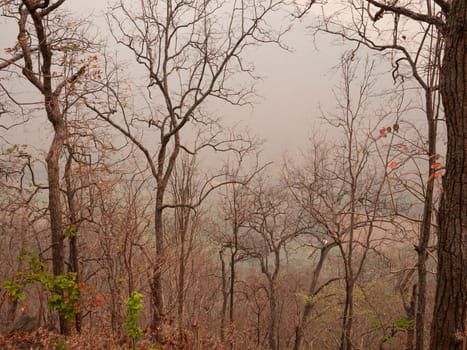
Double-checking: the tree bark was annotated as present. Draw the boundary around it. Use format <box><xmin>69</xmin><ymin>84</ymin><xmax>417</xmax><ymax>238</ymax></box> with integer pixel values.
<box><xmin>220</xmin><ymin>249</ymin><xmax>228</xmax><ymax>342</ymax></box>
<box><xmin>177</xmin><ymin>227</ymin><xmax>186</xmax><ymax>334</ymax></box>
<box><xmin>415</xmin><ymin>91</ymin><xmax>437</xmax><ymax>350</ymax></box>
<box><xmin>151</xmin><ymin>200</ymin><xmax>165</xmax><ymax>342</ymax></box>
<box><xmin>405</xmin><ymin>284</ymin><xmax>416</xmax><ymax>350</ymax></box>
<box><xmin>430</xmin><ymin>0</ymin><xmax>467</xmax><ymax>348</ymax></box>
<box><xmin>267</xmin><ymin>285</ymin><xmax>278</xmax><ymax>350</ymax></box>
<box><xmin>64</xmin><ymin>149</ymin><xmax>81</xmax><ymax>333</ymax></box>
<box><xmin>45</xmin><ymin>97</ymin><xmax>70</xmax><ymax>337</ymax></box>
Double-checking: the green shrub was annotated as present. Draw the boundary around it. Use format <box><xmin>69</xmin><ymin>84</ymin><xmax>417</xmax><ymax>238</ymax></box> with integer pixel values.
<box><xmin>125</xmin><ymin>291</ymin><xmax>144</xmax><ymax>349</ymax></box>
<box><xmin>3</xmin><ymin>250</ymin><xmax>80</xmax><ymax>320</ymax></box>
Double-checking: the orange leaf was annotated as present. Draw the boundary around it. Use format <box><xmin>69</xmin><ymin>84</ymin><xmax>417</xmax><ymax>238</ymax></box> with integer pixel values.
<box><xmin>431</xmin><ymin>162</ymin><xmax>442</xmax><ymax>169</ymax></box>
<box><xmin>389</xmin><ymin>161</ymin><xmax>397</xmax><ymax>169</ymax></box>
<box><xmin>428</xmin><ymin>171</ymin><xmax>443</xmax><ymax>181</ymax></box>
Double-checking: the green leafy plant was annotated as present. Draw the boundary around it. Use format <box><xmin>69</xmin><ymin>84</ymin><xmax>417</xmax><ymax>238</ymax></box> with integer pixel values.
<box><xmin>3</xmin><ymin>279</ymin><xmax>25</xmax><ymax>302</ymax></box>
<box><xmin>64</xmin><ymin>224</ymin><xmax>76</xmax><ymax>238</ymax></box>
<box><xmin>383</xmin><ymin>334</ymin><xmax>394</xmax><ymax>343</ymax></box>
<box><xmin>52</xmin><ymin>337</ymin><xmax>66</xmax><ymax>350</ymax></box>
<box><xmin>2</xmin><ymin>250</ymin><xmax>80</xmax><ymax>320</ymax></box>
<box><xmin>393</xmin><ymin>316</ymin><xmax>414</xmax><ymax>329</ymax></box>
<box><xmin>125</xmin><ymin>291</ymin><xmax>144</xmax><ymax>349</ymax></box>
<box><xmin>44</xmin><ymin>273</ymin><xmax>80</xmax><ymax>320</ymax></box>
<box><xmin>368</xmin><ymin>320</ymin><xmax>382</xmax><ymax>329</ymax></box>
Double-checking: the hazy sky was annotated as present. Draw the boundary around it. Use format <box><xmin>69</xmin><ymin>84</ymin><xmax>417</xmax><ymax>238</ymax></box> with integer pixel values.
<box><xmin>1</xmin><ymin>0</ymin><xmax>394</xmax><ymax>163</ymax></box>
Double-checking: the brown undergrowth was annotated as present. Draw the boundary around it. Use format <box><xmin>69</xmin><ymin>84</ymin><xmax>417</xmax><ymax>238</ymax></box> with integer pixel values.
<box><xmin>0</xmin><ymin>326</ymin><xmax>228</xmax><ymax>349</ymax></box>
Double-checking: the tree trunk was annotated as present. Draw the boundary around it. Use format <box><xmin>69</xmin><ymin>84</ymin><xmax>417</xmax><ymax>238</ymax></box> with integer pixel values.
<box><xmin>151</xmin><ymin>201</ymin><xmax>165</xmax><ymax>342</ymax></box>
<box><xmin>268</xmin><ymin>285</ymin><xmax>278</xmax><ymax>350</ymax></box>
<box><xmin>65</xmin><ymin>150</ymin><xmax>81</xmax><ymax>333</ymax></box>
<box><xmin>405</xmin><ymin>284</ymin><xmax>416</xmax><ymax>350</ymax></box>
<box><xmin>150</xmin><ymin>114</ymin><xmax>180</xmax><ymax>342</ymax></box>
<box><xmin>219</xmin><ymin>249</ymin><xmax>228</xmax><ymax>342</ymax></box>
<box><xmin>341</xmin><ymin>185</ymin><xmax>356</xmax><ymax>350</ymax></box>
<box><xmin>415</xmin><ymin>91</ymin><xmax>437</xmax><ymax>350</ymax></box>
<box><xmin>229</xmin><ymin>245</ymin><xmax>236</xmax><ymax>326</ymax></box>
<box><xmin>294</xmin><ymin>243</ymin><xmax>335</xmax><ymax>350</ymax></box>
<box><xmin>341</xmin><ymin>278</ymin><xmax>355</xmax><ymax>350</ymax></box>
<box><xmin>6</xmin><ymin>298</ymin><xmax>18</xmax><ymax>332</ymax></box>
<box><xmin>228</xmin><ymin>241</ymin><xmax>237</xmax><ymax>350</ymax></box>
<box><xmin>46</xmin><ymin>108</ymin><xmax>70</xmax><ymax>336</ymax></box>
<box><xmin>430</xmin><ymin>0</ymin><xmax>467</xmax><ymax>348</ymax></box>
<box><xmin>177</xmin><ymin>231</ymin><xmax>186</xmax><ymax>335</ymax></box>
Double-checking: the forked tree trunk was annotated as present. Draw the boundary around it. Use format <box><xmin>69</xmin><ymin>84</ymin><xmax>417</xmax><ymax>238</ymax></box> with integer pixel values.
<box><xmin>293</xmin><ymin>243</ymin><xmax>335</xmax><ymax>350</ymax></box>
<box><xmin>150</xmin><ymin>112</ymin><xmax>180</xmax><ymax>342</ymax></box>
<box><xmin>18</xmin><ymin>2</ymin><xmax>73</xmax><ymax>335</ymax></box>
<box><xmin>430</xmin><ymin>0</ymin><xmax>467</xmax><ymax>348</ymax></box>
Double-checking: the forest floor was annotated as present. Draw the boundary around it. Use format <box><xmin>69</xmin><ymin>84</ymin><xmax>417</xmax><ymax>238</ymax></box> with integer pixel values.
<box><xmin>0</xmin><ymin>328</ymin><xmax>226</xmax><ymax>349</ymax></box>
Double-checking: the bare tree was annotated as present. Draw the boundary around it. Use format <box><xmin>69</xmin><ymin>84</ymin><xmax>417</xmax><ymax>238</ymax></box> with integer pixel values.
<box><xmin>168</xmin><ymin>155</ymin><xmax>200</xmax><ymax>337</ymax></box>
<box><xmin>0</xmin><ymin>0</ymin><xmax>101</xmax><ymax>334</ymax></box>
<box><xmin>217</xmin><ymin>181</ymin><xmax>252</xmax><ymax>346</ymax></box>
<box><xmin>208</xmin><ymin>147</ymin><xmax>266</xmax><ymax>347</ymax></box>
<box><xmin>286</xmin><ymin>56</ymin><xmax>401</xmax><ymax>350</ymax></box>
<box><xmin>84</xmin><ymin>0</ymin><xmax>289</xmax><ymax>341</ymax></box>
<box><xmin>299</xmin><ymin>0</ymin><xmax>466</xmax><ymax>347</ymax></box>
<box><xmin>244</xmin><ymin>180</ymin><xmax>303</xmax><ymax>350</ymax></box>
<box><xmin>309</xmin><ymin>3</ymin><xmax>444</xmax><ymax>347</ymax></box>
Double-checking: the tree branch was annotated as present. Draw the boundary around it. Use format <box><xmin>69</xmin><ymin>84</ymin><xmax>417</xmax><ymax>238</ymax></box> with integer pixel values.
<box><xmin>366</xmin><ymin>0</ymin><xmax>445</xmax><ymax>28</ymax></box>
